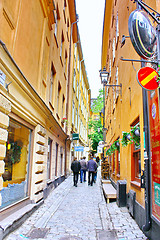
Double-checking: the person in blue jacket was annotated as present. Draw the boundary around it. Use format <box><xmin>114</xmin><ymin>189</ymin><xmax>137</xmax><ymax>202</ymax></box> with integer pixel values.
<box><xmin>87</xmin><ymin>153</ymin><xmax>97</xmax><ymax>186</ymax></box>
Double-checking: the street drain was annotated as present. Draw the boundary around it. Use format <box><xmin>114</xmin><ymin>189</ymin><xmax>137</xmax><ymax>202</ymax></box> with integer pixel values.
<box><xmin>59</xmin><ymin>237</ymin><xmax>83</xmax><ymax>240</ymax></box>
<box><xmin>27</xmin><ymin>228</ymin><xmax>49</xmax><ymax>238</ymax></box>
<box><xmin>97</xmin><ymin>230</ymin><xmax>117</xmax><ymax>240</ymax></box>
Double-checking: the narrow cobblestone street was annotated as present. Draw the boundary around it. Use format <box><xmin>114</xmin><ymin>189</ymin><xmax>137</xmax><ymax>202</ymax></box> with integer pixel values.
<box><xmin>4</xmin><ymin>169</ymin><xmax>147</xmax><ymax>240</ymax></box>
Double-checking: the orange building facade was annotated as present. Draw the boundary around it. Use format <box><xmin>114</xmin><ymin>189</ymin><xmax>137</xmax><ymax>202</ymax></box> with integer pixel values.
<box><xmin>101</xmin><ymin>0</ymin><xmax>160</xmax><ymax>239</ymax></box>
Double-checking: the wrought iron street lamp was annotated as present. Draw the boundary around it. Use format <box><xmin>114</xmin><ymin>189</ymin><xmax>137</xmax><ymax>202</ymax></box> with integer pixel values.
<box><xmin>99</xmin><ymin>67</ymin><xmax>110</xmax><ymax>85</ymax></box>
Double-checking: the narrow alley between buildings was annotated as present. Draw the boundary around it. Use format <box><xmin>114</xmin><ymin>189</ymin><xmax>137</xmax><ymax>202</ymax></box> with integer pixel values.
<box><xmin>4</xmin><ymin>168</ymin><xmax>146</xmax><ymax>240</ymax></box>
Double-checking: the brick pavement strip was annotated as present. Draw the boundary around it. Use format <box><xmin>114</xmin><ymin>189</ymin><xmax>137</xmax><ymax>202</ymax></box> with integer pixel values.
<box><xmin>4</xmin><ymin>169</ymin><xmax>147</xmax><ymax>240</ymax></box>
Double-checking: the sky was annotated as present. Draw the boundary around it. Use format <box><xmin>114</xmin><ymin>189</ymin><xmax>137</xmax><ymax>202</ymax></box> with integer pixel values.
<box><xmin>75</xmin><ymin>0</ymin><xmax>105</xmax><ymax>98</ymax></box>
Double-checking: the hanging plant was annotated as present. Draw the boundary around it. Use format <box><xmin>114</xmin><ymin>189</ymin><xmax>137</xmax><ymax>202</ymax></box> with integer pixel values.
<box><xmin>114</xmin><ymin>140</ymin><xmax>120</xmax><ymax>152</ymax></box>
<box><xmin>106</xmin><ymin>140</ymin><xmax>120</xmax><ymax>155</ymax></box>
<box><xmin>130</xmin><ymin>125</ymin><xmax>140</xmax><ymax>147</ymax></box>
<box><xmin>156</xmin><ymin>65</ymin><xmax>160</xmax><ymax>86</ymax></box>
<box><xmin>121</xmin><ymin>131</ymin><xmax>131</xmax><ymax>147</ymax></box>
<box><xmin>7</xmin><ymin>141</ymin><xmax>22</xmax><ymax>165</ymax></box>
<box><xmin>106</xmin><ymin>148</ymin><xmax>112</xmax><ymax>156</ymax></box>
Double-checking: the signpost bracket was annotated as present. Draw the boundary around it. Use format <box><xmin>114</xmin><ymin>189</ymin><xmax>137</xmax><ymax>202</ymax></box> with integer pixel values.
<box><xmin>120</xmin><ymin>57</ymin><xmax>159</xmax><ymax>66</ymax></box>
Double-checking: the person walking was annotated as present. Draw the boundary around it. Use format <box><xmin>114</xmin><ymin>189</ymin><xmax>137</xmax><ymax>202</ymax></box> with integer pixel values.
<box><xmin>87</xmin><ymin>154</ymin><xmax>97</xmax><ymax>186</ymax></box>
<box><xmin>71</xmin><ymin>157</ymin><xmax>81</xmax><ymax>187</ymax></box>
<box><xmin>80</xmin><ymin>156</ymin><xmax>87</xmax><ymax>182</ymax></box>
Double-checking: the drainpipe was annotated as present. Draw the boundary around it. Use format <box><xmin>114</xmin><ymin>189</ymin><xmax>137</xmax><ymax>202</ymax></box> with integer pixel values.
<box><xmin>142</xmin><ymin>86</ymin><xmax>151</xmax><ymax>232</ymax></box>
<box><xmin>136</xmin><ymin>0</ymin><xmax>151</xmax><ymax>232</ymax></box>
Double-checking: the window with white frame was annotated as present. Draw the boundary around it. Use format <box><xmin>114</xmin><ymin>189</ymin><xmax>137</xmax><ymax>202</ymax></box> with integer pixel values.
<box><xmin>112</xmin><ymin>38</ymin><xmax>115</xmax><ymax>65</ymax></box>
<box><xmin>109</xmin><ymin>59</ymin><xmax>112</xmax><ymax>79</ymax></box>
<box><xmin>116</xmin><ymin>12</ymin><xmax>119</xmax><ymax>48</ymax></box>
<box><xmin>116</xmin><ymin>66</ymin><xmax>119</xmax><ymax>100</ymax></box>
<box><xmin>54</xmin><ymin>6</ymin><xmax>60</xmax><ymax>38</ymax></box>
<box><xmin>75</xmin><ymin>108</ymin><xmax>78</xmax><ymax>129</ymax></box>
<box><xmin>77</xmin><ymin>81</ymin><xmax>79</xmax><ymax>99</ymax></box>
<box><xmin>73</xmin><ymin>70</ymin><xmax>76</xmax><ymax>91</ymax></box>
<box><xmin>72</xmin><ymin>101</ymin><xmax>75</xmax><ymax>124</ymax></box>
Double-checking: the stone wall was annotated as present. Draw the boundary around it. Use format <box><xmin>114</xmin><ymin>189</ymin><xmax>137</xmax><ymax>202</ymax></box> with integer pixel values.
<box><xmin>0</xmin><ymin>94</ymin><xmax>11</xmax><ymax>206</ymax></box>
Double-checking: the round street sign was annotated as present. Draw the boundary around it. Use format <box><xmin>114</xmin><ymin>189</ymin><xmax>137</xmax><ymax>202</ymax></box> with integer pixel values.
<box><xmin>137</xmin><ymin>67</ymin><xmax>158</xmax><ymax>90</ymax></box>
<box><xmin>128</xmin><ymin>10</ymin><xmax>157</xmax><ymax>59</ymax></box>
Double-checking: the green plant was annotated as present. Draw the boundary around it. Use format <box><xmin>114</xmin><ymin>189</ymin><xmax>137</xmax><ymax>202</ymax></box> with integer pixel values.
<box><xmin>106</xmin><ymin>140</ymin><xmax>120</xmax><ymax>156</ymax></box>
<box><xmin>114</xmin><ymin>140</ymin><xmax>120</xmax><ymax>152</ymax></box>
<box><xmin>106</xmin><ymin>148</ymin><xmax>112</xmax><ymax>156</ymax></box>
<box><xmin>130</xmin><ymin>125</ymin><xmax>140</xmax><ymax>147</ymax></box>
<box><xmin>121</xmin><ymin>131</ymin><xmax>131</xmax><ymax>147</ymax></box>
<box><xmin>156</xmin><ymin>65</ymin><xmax>160</xmax><ymax>85</ymax></box>
<box><xmin>88</xmin><ymin>119</ymin><xmax>103</xmax><ymax>152</ymax></box>
<box><xmin>7</xmin><ymin>141</ymin><xmax>22</xmax><ymax>165</ymax></box>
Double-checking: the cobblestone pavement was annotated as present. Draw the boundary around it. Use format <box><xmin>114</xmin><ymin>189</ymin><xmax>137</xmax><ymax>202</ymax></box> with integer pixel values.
<box><xmin>4</xmin><ymin>169</ymin><xmax>147</xmax><ymax>240</ymax></box>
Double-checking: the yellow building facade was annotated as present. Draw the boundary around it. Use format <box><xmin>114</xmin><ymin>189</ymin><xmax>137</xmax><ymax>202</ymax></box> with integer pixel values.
<box><xmin>101</xmin><ymin>0</ymin><xmax>160</xmax><ymax>238</ymax></box>
<box><xmin>0</xmin><ymin>0</ymin><xmax>90</xmax><ymax>226</ymax></box>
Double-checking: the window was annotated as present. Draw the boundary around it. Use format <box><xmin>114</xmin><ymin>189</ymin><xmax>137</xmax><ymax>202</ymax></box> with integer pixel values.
<box><xmin>62</xmin><ymin>95</ymin><xmax>65</xmax><ymax>119</ymax></box>
<box><xmin>63</xmin><ymin>0</ymin><xmax>67</xmax><ymax>23</ymax></box>
<box><xmin>72</xmin><ymin>101</ymin><xmax>75</xmax><ymax>124</ymax></box>
<box><xmin>55</xmin><ymin>143</ymin><xmax>59</xmax><ymax>176</ymax></box>
<box><xmin>60</xmin><ymin>147</ymin><xmax>63</xmax><ymax>175</ymax></box>
<box><xmin>57</xmin><ymin>82</ymin><xmax>61</xmax><ymax>114</ymax></box>
<box><xmin>66</xmin><ymin>19</ymin><xmax>69</xmax><ymax>40</ymax></box>
<box><xmin>60</xmin><ymin>32</ymin><xmax>64</xmax><ymax>63</ymax></box>
<box><xmin>73</xmin><ymin>70</ymin><xmax>76</xmax><ymax>91</ymax></box>
<box><xmin>116</xmin><ymin>12</ymin><xmax>119</xmax><ymax>48</ymax></box>
<box><xmin>76</xmin><ymin>81</ymin><xmax>79</xmax><ymax>99</ymax></box>
<box><xmin>49</xmin><ymin>63</ymin><xmax>56</xmax><ymax>108</ymax></box>
<box><xmin>74</xmin><ymin>43</ymin><xmax>77</xmax><ymax>57</ymax></box>
<box><xmin>75</xmin><ymin>108</ymin><xmax>78</xmax><ymax>129</ymax></box>
<box><xmin>115</xmin><ymin>66</ymin><xmax>119</xmax><ymax>100</ymax></box>
<box><xmin>113</xmin><ymin>153</ymin><xmax>115</xmax><ymax>174</ymax></box>
<box><xmin>0</xmin><ymin>69</ymin><xmax>6</xmax><ymax>87</ymax></box>
<box><xmin>77</xmin><ymin>55</ymin><xmax>79</xmax><ymax>71</ymax></box>
<box><xmin>47</xmin><ymin>138</ymin><xmax>52</xmax><ymax>179</ymax></box>
<box><xmin>64</xmin><ymin>51</ymin><xmax>68</xmax><ymax>78</ymax></box>
<box><xmin>54</xmin><ymin>5</ymin><xmax>60</xmax><ymax>39</ymax></box>
<box><xmin>112</xmin><ymin>38</ymin><xmax>115</xmax><ymax>65</ymax></box>
<box><xmin>117</xmin><ymin>151</ymin><xmax>120</xmax><ymax>176</ymax></box>
<box><xmin>131</xmin><ymin>120</ymin><xmax>141</xmax><ymax>185</ymax></box>
<box><xmin>2</xmin><ymin>118</ymin><xmax>32</xmax><ymax>208</ymax></box>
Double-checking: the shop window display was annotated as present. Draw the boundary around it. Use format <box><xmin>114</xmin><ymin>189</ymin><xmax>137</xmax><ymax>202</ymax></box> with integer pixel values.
<box><xmin>1</xmin><ymin>118</ymin><xmax>31</xmax><ymax>208</ymax></box>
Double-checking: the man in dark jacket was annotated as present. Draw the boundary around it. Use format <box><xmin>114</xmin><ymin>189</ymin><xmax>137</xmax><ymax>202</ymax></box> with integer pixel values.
<box><xmin>87</xmin><ymin>154</ymin><xmax>97</xmax><ymax>186</ymax></box>
<box><xmin>71</xmin><ymin>157</ymin><xmax>81</xmax><ymax>187</ymax></box>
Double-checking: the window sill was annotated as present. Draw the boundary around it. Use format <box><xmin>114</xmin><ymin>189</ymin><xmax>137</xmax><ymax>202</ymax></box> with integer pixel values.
<box><xmin>130</xmin><ymin>181</ymin><xmax>141</xmax><ymax>190</ymax></box>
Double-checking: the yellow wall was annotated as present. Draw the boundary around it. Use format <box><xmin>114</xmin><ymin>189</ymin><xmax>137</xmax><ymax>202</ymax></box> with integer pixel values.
<box><xmin>0</xmin><ymin>0</ymin><xmax>79</xmax><ymax>204</ymax></box>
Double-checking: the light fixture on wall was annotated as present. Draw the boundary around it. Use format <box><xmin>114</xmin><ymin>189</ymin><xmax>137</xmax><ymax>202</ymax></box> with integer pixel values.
<box><xmin>99</xmin><ymin>67</ymin><xmax>110</xmax><ymax>85</ymax></box>
<box><xmin>99</xmin><ymin>67</ymin><xmax>122</xmax><ymax>96</ymax></box>
<box><xmin>121</xmin><ymin>35</ymin><xmax>130</xmax><ymax>48</ymax></box>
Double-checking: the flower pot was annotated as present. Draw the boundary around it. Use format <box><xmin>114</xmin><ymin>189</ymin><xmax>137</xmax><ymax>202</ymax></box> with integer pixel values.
<box><xmin>115</xmin><ymin>141</ymin><xmax>120</xmax><ymax>147</ymax></box>
<box><xmin>134</xmin><ymin>129</ymin><xmax>140</xmax><ymax>137</ymax></box>
<box><xmin>126</xmin><ymin>134</ymin><xmax>131</xmax><ymax>140</ymax></box>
